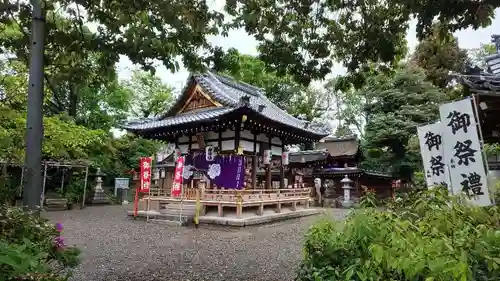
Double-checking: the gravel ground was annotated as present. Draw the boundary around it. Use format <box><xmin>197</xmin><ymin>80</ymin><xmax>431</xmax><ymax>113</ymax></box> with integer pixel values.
<box><xmin>44</xmin><ymin>206</ymin><xmax>347</xmax><ymax>281</ymax></box>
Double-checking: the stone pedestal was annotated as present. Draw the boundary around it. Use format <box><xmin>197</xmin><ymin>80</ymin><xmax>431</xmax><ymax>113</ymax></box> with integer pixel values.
<box><xmin>91</xmin><ymin>168</ymin><xmax>111</xmax><ymax>204</ymax></box>
<box><xmin>323</xmin><ymin>180</ymin><xmax>336</xmax><ymax>207</ymax></box>
<box><xmin>314</xmin><ymin>178</ymin><xmax>322</xmax><ymax>206</ymax></box>
<box><xmin>341</xmin><ymin>175</ymin><xmax>353</xmax><ymax>208</ymax></box>
<box><xmin>122</xmin><ymin>188</ymin><xmax>130</xmax><ymax>204</ymax></box>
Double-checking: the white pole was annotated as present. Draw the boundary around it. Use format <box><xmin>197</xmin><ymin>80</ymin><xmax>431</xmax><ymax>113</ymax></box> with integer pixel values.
<box><xmin>81</xmin><ymin>166</ymin><xmax>88</xmax><ymax>209</ymax></box>
<box><xmin>40</xmin><ymin>163</ymin><xmax>47</xmax><ymax>207</ymax></box>
<box><xmin>179</xmin><ymin>183</ymin><xmax>184</xmax><ymax>225</ymax></box>
<box><xmin>146</xmin><ymin>187</ymin><xmax>151</xmax><ymax>222</ymax></box>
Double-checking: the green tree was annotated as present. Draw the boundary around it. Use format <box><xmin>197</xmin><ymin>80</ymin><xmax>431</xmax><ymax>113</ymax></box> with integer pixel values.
<box><xmin>334</xmin><ymin>124</ymin><xmax>354</xmax><ymax>138</ymax></box>
<box><xmin>0</xmin><ymin>1</ymin><xmax>224</xmax><ymax>73</ymax></box>
<box><xmin>0</xmin><ymin>56</ymin><xmax>131</xmax><ymax>131</ymax></box>
<box><xmin>75</xmin><ymin>80</ymin><xmax>132</xmax><ymax>130</ymax></box>
<box><xmin>411</xmin><ymin>24</ymin><xmax>469</xmax><ymax>89</ymax></box>
<box><xmin>213</xmin><ymin>48</ymin><xmax>332</xmax><ymax>121</ymax></box>
<box><xmin>468</xmin><ymin>43</ymin><xmax>498</xmax><ymax>70</ymax></box>
<box><xmin>0</xmin><ymin>17</ymin><xmax>117</xmax><ymax>116</ymax></box>
<box><xmin>325</xmin><ymin>78</ymin><xmax>367</xmax><ymax>137</ymax></box>
<box><xmin>288</xmin><ymin>87</ymin><xmax>332</xmax><ymax>122</ymax></box>
<box><xmin>361</xmin><ymin>64</ymin><xmax>448</xmax><ymax>179</ymax></box>
<box><xmin>0</xmin><ymin>60</ymin><xmax>29</xmax><ymax>111</ymax></box>
<box><xmin>122</xmin><ymin>70</ymin><xmax>175</xmax><ymax>118</ymax></box>
<box><xmin>214</xmin><ymin>48</ymin><xmax>304</xmax><ymax>110</ymax></box>
<box><xmin>224</xmin><ymin>0</ymin><xmax>497</xmax><ymax>85</ymax></box>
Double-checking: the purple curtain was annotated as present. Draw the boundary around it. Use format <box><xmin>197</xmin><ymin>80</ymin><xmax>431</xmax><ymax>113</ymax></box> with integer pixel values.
<box><xmin>184</xmin><ymin>154</ymin><xmax>245</xmax><ymax>189</ymax></box>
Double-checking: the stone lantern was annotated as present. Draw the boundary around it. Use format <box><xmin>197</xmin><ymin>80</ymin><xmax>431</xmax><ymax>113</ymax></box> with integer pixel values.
<box><xmin>91</xmin><ymin>168</ymin><xmax>111</xmax><ymax>204</ymax></box>
<box><xmin>341</xmin><ymin>175</ymin><xmax>353</xmax><ymax>208</ymax></box>
<box><xmin>95</xmin><ymin>168</ymin><xmax>104</xmax><ymax>190</ymax></box>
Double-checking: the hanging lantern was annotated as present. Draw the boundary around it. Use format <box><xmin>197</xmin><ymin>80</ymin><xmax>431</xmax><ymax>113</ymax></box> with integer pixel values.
<box><xmin>263</xmin><ymin>149</ymin><xmax>272</xmax><ymax>165</ymax></box>
<box><xmin>205</xmin><ymin>145</ymin><xmax>215</xmax><ymax>161</ymax></box>
<box><xmin>282</xmin><ymin>152</ymin><xmax>289</xmax><ymax>166</ymax></box>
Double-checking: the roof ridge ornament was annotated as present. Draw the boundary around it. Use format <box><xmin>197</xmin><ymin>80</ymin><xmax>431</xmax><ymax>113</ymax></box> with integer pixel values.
<box><xmin>239</xmin><ymin>95</ymin><xmax>251</xmax><ymax>107</ymax></box>
<box><xmin>491</xmin><ymin>34</ymin><xmax>500</xmax><ymax>53</ymax></box>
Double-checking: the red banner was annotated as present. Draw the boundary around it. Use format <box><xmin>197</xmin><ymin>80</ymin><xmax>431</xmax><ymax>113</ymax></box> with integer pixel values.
<box><xmin>139</xmin><ymin>157</ymin><xmax>152</xmax><ymax>193</ymax></box>
<box><xmin>171</xmin><ymin>156</ymin><xmax>184</xmax><ymax>197</ymax></box>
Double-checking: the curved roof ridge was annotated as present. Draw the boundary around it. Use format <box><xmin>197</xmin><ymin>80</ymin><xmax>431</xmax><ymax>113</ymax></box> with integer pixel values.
<box><xmin>210</xmin><ymin>72</ymin><xmax>264</xmax><ymax>97</ymax></box>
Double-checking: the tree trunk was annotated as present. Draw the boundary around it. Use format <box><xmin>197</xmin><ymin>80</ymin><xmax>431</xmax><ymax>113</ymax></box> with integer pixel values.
<box><xmin>68</xmin><ymin>85</ymin><xmax>78</xmax><ymax>118</ymax></box>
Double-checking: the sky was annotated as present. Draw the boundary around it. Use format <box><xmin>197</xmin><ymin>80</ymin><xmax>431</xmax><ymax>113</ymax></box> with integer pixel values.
<box><xmin>115</xmin><ymin>8</ymin><xmax>500</xmax><ymax>93</ymax></box>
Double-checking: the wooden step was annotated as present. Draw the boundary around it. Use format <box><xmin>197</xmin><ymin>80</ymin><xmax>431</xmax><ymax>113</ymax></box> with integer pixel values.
<box><xmin>45</xmin><ymin>198</ymin><xmax>68</xmax><ymax>204</ymax></box>
<box><xmin>44</xmin><ymin>198</ymin><xmax>68</xmax><ymax>211</ymax></box>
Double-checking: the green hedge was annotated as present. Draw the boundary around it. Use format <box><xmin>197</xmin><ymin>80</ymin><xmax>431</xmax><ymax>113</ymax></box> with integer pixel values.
<box><xmin>297</xmin><ymin>188</ymin><xmax>500</xmax><ymax>281</ymax></box>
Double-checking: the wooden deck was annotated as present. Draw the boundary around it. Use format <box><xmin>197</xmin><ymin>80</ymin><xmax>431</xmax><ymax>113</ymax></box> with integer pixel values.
<box><xmin>138</xmin><ymin>188</ymin><xmax>313</xmax><ymax>218</ymax></box>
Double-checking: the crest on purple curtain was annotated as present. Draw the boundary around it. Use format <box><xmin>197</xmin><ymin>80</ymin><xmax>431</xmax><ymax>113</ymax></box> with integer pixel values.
<box><xmin>182</xmin><ymin>153</ymin><xmax>245</xmax><ymax>189</ymax></box>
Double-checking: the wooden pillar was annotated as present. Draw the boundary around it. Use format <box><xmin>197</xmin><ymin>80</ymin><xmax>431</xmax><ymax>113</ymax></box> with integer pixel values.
<box><xmin>279</xmin><ymin>164</ymin><xmax>285</xmax><ymax>189</ymax></box>
<box><xmin>218</xmin><ymin>129</ymin><xmax>222</xmax><ymax>150</ymax></box>
<box><xmin>252</xmin><ymin>155</ymin><xmax>257</xmax><ymax>189</ymax></box>
<box><xmin>265</xmin><ymin>164</ymin><xmax>271</xmax><ymax>189</ymax></box>
<box><xmin>235</xmin><ymin>120</ymin><xmax>241</xmax><ymax>151</ymax></box>
<box><xmin>357</xmin><ymin>174</ymin><xmax>362</xmax><ymax>198</ymax></box>
<box><xmin>258</xmin><ymin>203</ymin><xmax>264</xmax><ymax>215</ymax></box>
<box><xmin>266</xmin><ymin>135</ymin><xmax>272</xmax><ymax>189</ymax></box>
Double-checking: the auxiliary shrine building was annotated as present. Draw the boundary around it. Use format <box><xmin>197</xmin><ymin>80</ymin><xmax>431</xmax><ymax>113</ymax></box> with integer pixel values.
<box><xmin>456</xmin><ymin>34</ymin><xmax>500</xmax><ymax>178</ymax></box>
<box><xmin>124</xmin><ymin>72</ymin><xmax>397</xmax><ymax>223</ymax></box>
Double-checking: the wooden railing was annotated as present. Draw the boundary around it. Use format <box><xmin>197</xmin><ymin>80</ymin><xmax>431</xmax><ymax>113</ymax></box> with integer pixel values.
<box><xmin>145</xmin><ymin>186</ymin><xmax>197</xmax><ymax>200</ymax></box>
<box><xmin>144</xmin><ymin>187</ymin><xmax>313</xmax><ymax>202</ymax></box>
<box><xmin>203</xmin><ymin>188</ymin><xmax>311</xmax><ymax>202</ymax></box>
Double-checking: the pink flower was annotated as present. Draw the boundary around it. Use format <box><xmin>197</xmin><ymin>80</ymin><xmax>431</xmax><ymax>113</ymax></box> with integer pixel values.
<box><xmin>56</xmin><ymin>223</ymin><xmax>63</xmax><ymax>232</ymax></box>
<box><xmin>54</xmin><ymin>236</ymin><xmax>65</xmax><ymax>249</ymax></box>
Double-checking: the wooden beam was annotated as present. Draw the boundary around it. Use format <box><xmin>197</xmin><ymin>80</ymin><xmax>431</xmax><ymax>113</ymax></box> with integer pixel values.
<box><xmin>235</xmin><ymin>119</ymin><xmax>241</xmax><ymax>152</ymax></box>
<box><xmin>177</xmin><ymin>84</ymin><xmax>222</xmax><ymax>114</ymax></box>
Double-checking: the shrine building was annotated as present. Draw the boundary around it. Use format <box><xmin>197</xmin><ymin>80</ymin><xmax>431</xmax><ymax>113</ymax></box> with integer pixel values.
<box><xmin>456</xmin><ymin>34</ymin><xmax>500</xmax><ymax>178</ymax></box>
<box><xmin>287</xmin><ymin>136</ymin><xmax>399</xmax><ymax>206</ymax></box>
<box><xmin>123</xmin><ymin>72</ymin><xmax>332</xmax><ymax>223</ymax></box>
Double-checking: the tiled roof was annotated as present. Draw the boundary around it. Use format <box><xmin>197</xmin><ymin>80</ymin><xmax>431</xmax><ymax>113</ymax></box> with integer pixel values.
<box><xmin>312</xmin><ymin>168</ymin><xmax>395</xmax><ymax>178</ymax></box>
<box><xmin>486</xmin><ymin>34</ymin><xmax>500</xmax><ymax>75</ymax></box>
<box><xmin>123</xmin><ymin>107</ymin><xmax>237</xmax><ymax>130</ymax></box>
<box><xmin>458</xmin><ymin>66</ymin><xmax>500</xmax><ymax>92</ymax></box>
<box><xmin>458</xmin><ymin>34</ymin><xmax>500</xmax><ymax>92</ymax></box>
<box><xmin>123</xmin><ymin>72</ymin><xmax>330</xmax><ymax>136</ymax></box>
<box><xmin>316</xmin><ymin>136</ymin><xmax>360</xmax><ymax>157</ymax></box>
<box><xmin>289</xmin><ymin>149</ymin><xmax>329</xmax><ymax>163</ymax></box>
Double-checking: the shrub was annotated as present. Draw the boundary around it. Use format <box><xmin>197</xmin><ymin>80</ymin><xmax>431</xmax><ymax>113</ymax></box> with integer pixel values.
<box><xmin>296</xmin><ymin>188</ymin><xmax>500</xmax><ymax>281</ymax></box>
<box><xmin>0</xmin><ymin>206</ymin><xmax>81</xmax><ymax>281</ymax></box>
<box><xmin>359</xmin><ymin>187</ymin><xmax>378</xmax><ymax>208</ymax></box>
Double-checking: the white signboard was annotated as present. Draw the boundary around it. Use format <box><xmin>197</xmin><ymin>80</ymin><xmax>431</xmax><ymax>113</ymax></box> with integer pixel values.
<box><xmin>417</xmin><ymin>122</ymin><xmax>451</xmax><ymax>190</ymax></box>
<box><xmin>439</xmin><ymin>98</ymin><xmax>492</xmax><ymax>206</ymax></box>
